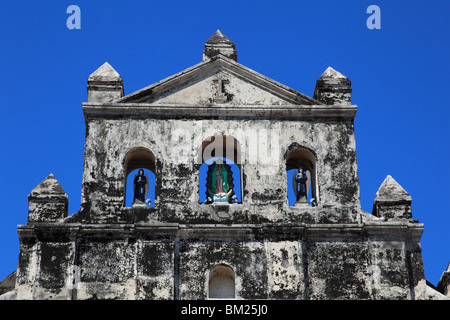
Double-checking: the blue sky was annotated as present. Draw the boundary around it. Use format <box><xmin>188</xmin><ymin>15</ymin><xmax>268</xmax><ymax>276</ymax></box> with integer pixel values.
<box><xmin>0</xmin><ymin>1</ymin><xmax>448</xmax><ymax>288</ymax></box>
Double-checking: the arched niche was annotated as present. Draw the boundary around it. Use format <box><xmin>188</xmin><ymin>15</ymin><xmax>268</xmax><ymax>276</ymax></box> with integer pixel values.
<box><xmin>286</xmin><ymin>147</ymin><xmax>318</xmax><ymax>206</ymax></box>
<box><xmin>198</xmin><ymin>135</ymin><xmax>242</xmax><ymax>204</ymax></box>
<box><xmin>123</xmin><ymin>147</ymin><xmax>156</xmax><ymax>207</ymax></box>
<box><xmin>208</xmin><ymin>264</ymin><xmax>235</xmax><ymax>299</ymax></box>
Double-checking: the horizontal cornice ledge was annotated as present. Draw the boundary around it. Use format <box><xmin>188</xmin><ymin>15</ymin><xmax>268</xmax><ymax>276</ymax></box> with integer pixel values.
<box><xmin>17</xmin><ymin>221</ymin><xmax>423</xmax><ymax>241</ymax></box>
<box><xmin>363</xmin><ymin>220</ymin><xmax>424</xmax><ymax>238</ymax></box>
<box><xmin>82</xmin><ymin>102</ymin><xmax>358</xmax><ymax>121</ymax></box>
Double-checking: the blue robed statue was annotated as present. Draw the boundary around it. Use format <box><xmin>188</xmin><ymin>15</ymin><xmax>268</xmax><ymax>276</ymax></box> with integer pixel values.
<box><xmin>133</xmin><ymin>169</ymin><xmax>149</xmax><ymax>206</ymax></box>
<box><xmin>293</xmin><ymin>168</ymin><xmax>310</xmax><ymax>203</ymax></box>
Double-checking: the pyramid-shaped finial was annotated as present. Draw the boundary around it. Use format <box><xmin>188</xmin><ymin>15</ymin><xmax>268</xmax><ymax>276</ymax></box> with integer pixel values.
<box><xmin>375</xmin><ymin>175</ymin><xmax>411</xmax><ymax>201</ymax></box>
<box><xmin>203</xmin><ymin>30</ymin><xmax>237</xmax><ymax>62</ymax></box>
<box><xmin>318</xmin><ymin>66</ymin><xmax>348</xmax><ymax>80</ymax></box>
<box><xmin>205</xmin><ymin>30</ymin><xmax>234</xmax><ymax>45</ymax></box>
<box><xmin>87</xmin><ymin>62</ymin><xmax>124</xmax><ymax>102</ymax></box>
<box><xmin>372</xmin><ymin>175</ymin><xmax>413</xmax><ymax>220</ymax></box>
<box><xmin>29</xmin><ymin>174</ymin><xmax>68</xmax><ymax>199</ymax></box>
<box><xmin>28</xmin><ymin>174</ymin><xmax>69</xmax><ymax>223</ymax></box>
<box><xmin>88</xmin><ymin>62</ymin><xmax>122</xmax><ymax>82</ymax></box>
<box><xmin>314</xmin><ymin>66</ymin><xmax>352</xmax><ymax>105</ymax></box>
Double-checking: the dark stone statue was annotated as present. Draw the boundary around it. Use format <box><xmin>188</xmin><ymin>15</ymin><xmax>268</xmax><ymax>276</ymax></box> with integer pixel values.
<box><xmin>295</xmin><ymin>169</ymin><xmax>308</xmax><ymax>202</ymax></box>
<box><xmin>133</xmin><ymin>169</ymin><xmax>149</xmax><ymax>205</ymax></box>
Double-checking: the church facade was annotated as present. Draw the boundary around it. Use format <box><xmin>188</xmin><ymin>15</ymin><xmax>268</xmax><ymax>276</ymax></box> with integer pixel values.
<box><xmin>2</xmin><ymin>31</ymin><xmax>447</xmax><ymax>300</ymax></box>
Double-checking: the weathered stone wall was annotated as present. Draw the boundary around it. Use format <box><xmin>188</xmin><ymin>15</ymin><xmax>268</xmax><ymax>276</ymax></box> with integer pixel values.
<box><xmin>8</xmin><ymin>221</ymin><xmax>429</xmax><ymax>300</ymax></box>
<box><xmin>307</xmin><ymin>239</ymin><xmax>370</xmax><ymax>299</ymax></box>
<box><xmin>75</xmin><ymin>117</ymin><xmax>360</xmax><ymax>225</ymax></box>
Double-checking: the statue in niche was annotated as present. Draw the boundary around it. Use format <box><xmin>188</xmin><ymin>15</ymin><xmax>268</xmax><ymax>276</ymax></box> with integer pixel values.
<box><xmin>293</xmin><ymin>168</ymin><xmax>310</xmax><ymax>203</ymax></box>
<box><xmin>205</xmin><ymin>159</ymin><xmax>236</xmax><ymax>203</ymax></box>
<box><xmin>133</xmin><ymin>169</ymin><xmax>149</xmax><ymax>206</ymax></box>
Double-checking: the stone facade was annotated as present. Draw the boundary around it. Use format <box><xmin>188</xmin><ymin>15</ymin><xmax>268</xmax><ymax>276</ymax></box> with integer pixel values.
<box><xmin>1</xmin><ymin>30</ymin><xmax>447</xmax><ymax>300</ymax></box>
<box><xmin>437</xmin><ymin>263</ymin><xmax>450</xmax><ymax>298</ymax></box>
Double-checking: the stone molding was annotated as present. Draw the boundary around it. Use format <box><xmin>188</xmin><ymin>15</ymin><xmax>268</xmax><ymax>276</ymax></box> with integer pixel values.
<box><xmin>17</xmin><ymin>220</ymin><xmax>424</xmax><ymax>242</ymax></box>
<box><xmin>115</xmin><ymin>55</ymin><xmax>320</xmax><ymax>105</ymax></box>
<box><xmin>82</xmin><ymin>102</ymin><xmax>358</xmax><ymax>121</ymax></box>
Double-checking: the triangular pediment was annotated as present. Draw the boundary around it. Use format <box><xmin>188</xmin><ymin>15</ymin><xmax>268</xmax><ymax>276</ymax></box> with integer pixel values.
<box><xmin>117</xmin><ymin>55</ymin><xmax>320</xmax><ymax>106</ymax></box>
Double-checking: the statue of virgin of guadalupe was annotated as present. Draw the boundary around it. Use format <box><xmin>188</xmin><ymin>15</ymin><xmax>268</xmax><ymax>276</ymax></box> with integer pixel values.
<box><xmin>205</xmin><ymin>160</ymin><xmax>235</xmax><ymax>203</ymax></box>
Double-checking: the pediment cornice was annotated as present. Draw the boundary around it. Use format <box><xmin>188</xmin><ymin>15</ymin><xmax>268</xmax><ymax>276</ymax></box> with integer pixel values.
<box><xmin>116</xmin><ymin>55</ymin><xmax>321</xmax><ymax>106</ymax></box>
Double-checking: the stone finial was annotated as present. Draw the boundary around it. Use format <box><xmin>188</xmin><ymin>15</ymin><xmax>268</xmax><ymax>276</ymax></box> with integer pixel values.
<box><xmin>374</xmin><ymin>175</ymin><xmax>411</xmax><ymax>201</ymax></box>
<box><xmin>203</xmin><ymin>30</ymin><xmax>237</xmax><ymax>62</ymax></box>
<box><xmin>28</xmin><ymin>174</ymin><xmax>68</xmax><ymax>223</ymax></box>
<box><xmin>313</xmin><ymin>66</ymin><xmax>352</xmax><ymax>105</ymax></box>
<box><xmin>437</xmin><ymin>262</ymin><xmax>450</xmax><ymax>297</ymax></box>
<box><xmin>372</xmin><ymin>175</ymin><xmax>413</xmax><ymax>221</ymax></box>
<box><xmin>87</xmin><ymin>62</ymin><xmax>124</xmax><ymax>103</ymax></box>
